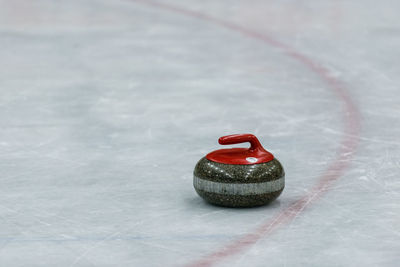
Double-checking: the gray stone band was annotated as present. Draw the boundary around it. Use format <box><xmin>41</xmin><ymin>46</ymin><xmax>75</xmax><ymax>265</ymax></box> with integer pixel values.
<box><xmin>193</xmin><ymin>175</ymin><xmax>284</xmax><ymax>196</ymax></box>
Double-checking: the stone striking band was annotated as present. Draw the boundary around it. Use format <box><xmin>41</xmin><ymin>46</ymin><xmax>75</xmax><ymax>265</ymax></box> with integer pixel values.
<box><xmin>193</xmin><ymin>175</ymin><xmax>284</xmax><ymax>196</ymax></box>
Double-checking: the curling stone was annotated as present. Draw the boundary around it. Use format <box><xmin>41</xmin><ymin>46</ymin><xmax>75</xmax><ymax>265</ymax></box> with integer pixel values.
<box><xmin>193</xmin><ymin>134</ymin><xmax>285</xmax><ymax>207</ymax></box>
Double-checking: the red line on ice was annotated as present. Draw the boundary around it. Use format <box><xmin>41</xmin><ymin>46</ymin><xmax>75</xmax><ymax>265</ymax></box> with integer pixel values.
<box><xmin>128</xmin><ymin>1</ymin><xmax>361</xmax><ymax>266</ymax></box>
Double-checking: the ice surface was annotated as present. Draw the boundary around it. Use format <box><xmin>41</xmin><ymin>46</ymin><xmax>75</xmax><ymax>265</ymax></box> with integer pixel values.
<box><xmin>0</xmin><ymin>0</ymin><xmax>399</xmax><ymax>266</ymax></box>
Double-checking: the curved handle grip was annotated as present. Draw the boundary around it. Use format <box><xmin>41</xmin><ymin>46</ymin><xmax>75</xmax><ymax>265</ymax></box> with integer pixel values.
<box><xmin>218</xmin><ymin>134</ymin><xmax>264</xmax><ymax>151</ymax></box>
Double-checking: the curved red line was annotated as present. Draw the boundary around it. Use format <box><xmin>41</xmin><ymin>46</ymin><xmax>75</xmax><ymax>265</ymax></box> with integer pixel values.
<box><xmin>127</xmin><ymin>1</ymin><xmax>361</xmax><ymax>266</ymax></box>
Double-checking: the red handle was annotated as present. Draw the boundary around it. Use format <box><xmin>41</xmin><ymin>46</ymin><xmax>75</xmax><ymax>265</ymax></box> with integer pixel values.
<box><xmin>218</xmin><ymin>134</ymin><xmax>265</xmax><ymax>151</ymax></box>
<box><xmin>207</xmin><ymin>134</ymin><xmax>274</xmax><ymax>164</ymax></box>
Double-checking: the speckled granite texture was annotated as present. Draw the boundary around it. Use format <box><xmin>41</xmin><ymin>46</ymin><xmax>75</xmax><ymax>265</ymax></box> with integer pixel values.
<box><xmin>193</xmin><ymin>157</ymin><xmax>285</xmax><ymax>207</ymax></box>
<box><xmin>194</xmin><ymin>188</ymin><xmax>284</xmax><ymax>207</ymax></box>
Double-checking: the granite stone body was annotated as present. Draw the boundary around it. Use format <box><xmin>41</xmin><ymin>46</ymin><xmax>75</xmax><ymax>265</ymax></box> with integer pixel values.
<box><xmin>193</xmin><ymin>157</ymin><xmax>285</xmax><ymax>207</ymax></box>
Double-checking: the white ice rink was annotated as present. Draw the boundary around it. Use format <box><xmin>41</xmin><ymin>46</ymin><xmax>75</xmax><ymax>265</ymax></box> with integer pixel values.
<box><xmin>0</xmin><ymin>0</ymin><xmax>399</xmax><ymax>266</ymax></box>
